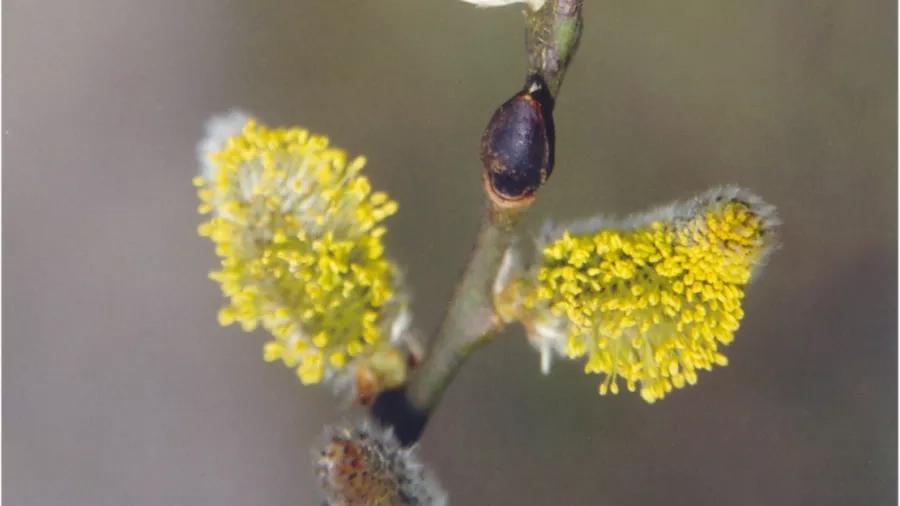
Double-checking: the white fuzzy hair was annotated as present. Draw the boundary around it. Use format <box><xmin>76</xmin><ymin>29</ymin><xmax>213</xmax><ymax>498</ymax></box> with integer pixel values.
<box><xmin>195</xmin><ymin>109</ymin><xmax>252</xmax><ymax>181</ymax></box>
<box><xmin>537</xmin><ymin>185</ymin><xmax>781</xmax><ymax>280</ymax></box>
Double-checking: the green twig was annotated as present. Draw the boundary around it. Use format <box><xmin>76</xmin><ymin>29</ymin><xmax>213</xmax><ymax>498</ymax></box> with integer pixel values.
<box><xmin>406</xmin><ymin>198</ymin><xmax>525</xmax><ymax>412</ymax></box>
<box><xmin>371</xmin><ymin>0</ymin><xmax>584</xmax><ymax>447</ymax></box>
<box><xmin>526</xmin><ymin>0</ymin><xmax>584</xmax><ymax>99</ymax></box>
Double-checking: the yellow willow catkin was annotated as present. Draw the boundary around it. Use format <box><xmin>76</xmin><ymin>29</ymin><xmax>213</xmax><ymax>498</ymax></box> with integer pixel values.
<box><xmin>525</xmin><ymin>187</ymin><xmax>778</xmax><ymax>403</ymax></box>
<box><xmin>194</xmin><ymin>112</ymin><xmax>408</xmax><ymax>385</ymax></box>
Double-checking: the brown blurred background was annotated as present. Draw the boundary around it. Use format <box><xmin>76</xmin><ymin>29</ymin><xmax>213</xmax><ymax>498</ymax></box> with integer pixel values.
<box><xmin>5</xmin><ymin>0</ymin><xmax>896</xmax><ymax>504</ymax></box>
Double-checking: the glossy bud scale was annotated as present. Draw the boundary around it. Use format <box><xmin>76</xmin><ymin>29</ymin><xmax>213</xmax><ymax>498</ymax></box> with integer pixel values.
<box><xmin>480</xmin><ymin>75</ymin><xmax>556</xmax><ymax>202</ymax></box>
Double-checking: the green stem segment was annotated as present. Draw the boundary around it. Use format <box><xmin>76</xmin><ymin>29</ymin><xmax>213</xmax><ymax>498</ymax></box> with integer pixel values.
<box><xmin>406</xmin><ymin>206</ymin><xmax>521</xmax><ymax>411</ymax></box>
<box><xmin>372</xmin><ymin>201</ymin><xmax>524</xmax><ymax>446</ymax></box>
<box><xmin>525</xmin><ymin>0</ymin><xmax>584</xmax><ymax>99</ymax></box>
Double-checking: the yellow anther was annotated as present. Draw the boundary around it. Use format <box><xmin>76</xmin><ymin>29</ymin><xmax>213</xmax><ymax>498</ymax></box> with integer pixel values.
<box><xmin>524</xmin><ymin>189</ymin><xmax>776</xmax><ymax>402</ymax></box>
<box><xmin>195</xmin><ymin>114</ymin><xmax>406</xmax><ymax>386</ymax></box>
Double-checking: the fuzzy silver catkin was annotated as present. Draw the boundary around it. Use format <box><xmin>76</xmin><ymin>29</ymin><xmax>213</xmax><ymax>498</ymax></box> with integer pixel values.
<box><xmin>316</xmin><ymin>420</ymin><xmax>447</xmax><ymax>506</ymax></box>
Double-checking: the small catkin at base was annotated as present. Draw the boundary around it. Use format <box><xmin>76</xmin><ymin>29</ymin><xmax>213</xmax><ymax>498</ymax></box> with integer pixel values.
<box><xmin>316</xmin><ymin>420</ymin><xmax>447</xmax><ymax>506</ymax></box>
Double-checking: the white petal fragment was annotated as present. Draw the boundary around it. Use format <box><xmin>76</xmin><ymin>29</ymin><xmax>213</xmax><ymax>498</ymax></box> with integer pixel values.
<box><xmin>460</xmin><ymin>0</ymin><xmax>547</xmax><ymax>11</ymax></box>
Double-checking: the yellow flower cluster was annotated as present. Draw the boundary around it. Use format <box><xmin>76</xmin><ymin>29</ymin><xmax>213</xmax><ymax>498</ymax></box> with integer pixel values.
<box><xmin>526</xmin><ymin>188</ymin><xmax>778</xmax><ymax>403</ymax></box>
<box><xmin>194</xmin><ymin>113</ymin><xmax>406</xmax><ymax>385</ymax></box>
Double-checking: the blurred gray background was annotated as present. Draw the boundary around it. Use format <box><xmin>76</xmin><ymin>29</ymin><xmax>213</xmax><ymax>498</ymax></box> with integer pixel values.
<box><xmin>5</xmin><ymin>0</ymin><xmax>896</xmax><ymax>504</ymax></box>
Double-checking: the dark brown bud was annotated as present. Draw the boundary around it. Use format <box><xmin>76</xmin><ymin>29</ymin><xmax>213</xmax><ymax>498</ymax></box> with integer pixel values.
<box><xmin>480</xmin><ymin>74</ymin><xmax>556</xmax><ymax>203</ymax></box>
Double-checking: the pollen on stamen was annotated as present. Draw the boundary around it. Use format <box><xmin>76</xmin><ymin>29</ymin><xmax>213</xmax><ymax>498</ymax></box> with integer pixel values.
<box><xmin>194</xmin><ymin>111</ymin><xmax>414</xmax><ymax>389</ymax></box>
<box><xmin>522</xmin><ymin>186</ymin><xmax>779</xmax><ymax>403</ymax></box>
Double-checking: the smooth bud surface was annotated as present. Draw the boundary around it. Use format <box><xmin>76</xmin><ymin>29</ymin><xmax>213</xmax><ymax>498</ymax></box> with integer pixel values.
<box><xmin>480</xmin><ymin>75</ymin><xmax>556</xmax><ymax>202</ymax></box>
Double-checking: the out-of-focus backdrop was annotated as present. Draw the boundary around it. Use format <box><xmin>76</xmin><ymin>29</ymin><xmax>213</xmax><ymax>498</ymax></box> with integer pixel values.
<box><xmin>5</xmin><ymin>0</ymin><xmax>896</xmax><ymax>504</ymax></box>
